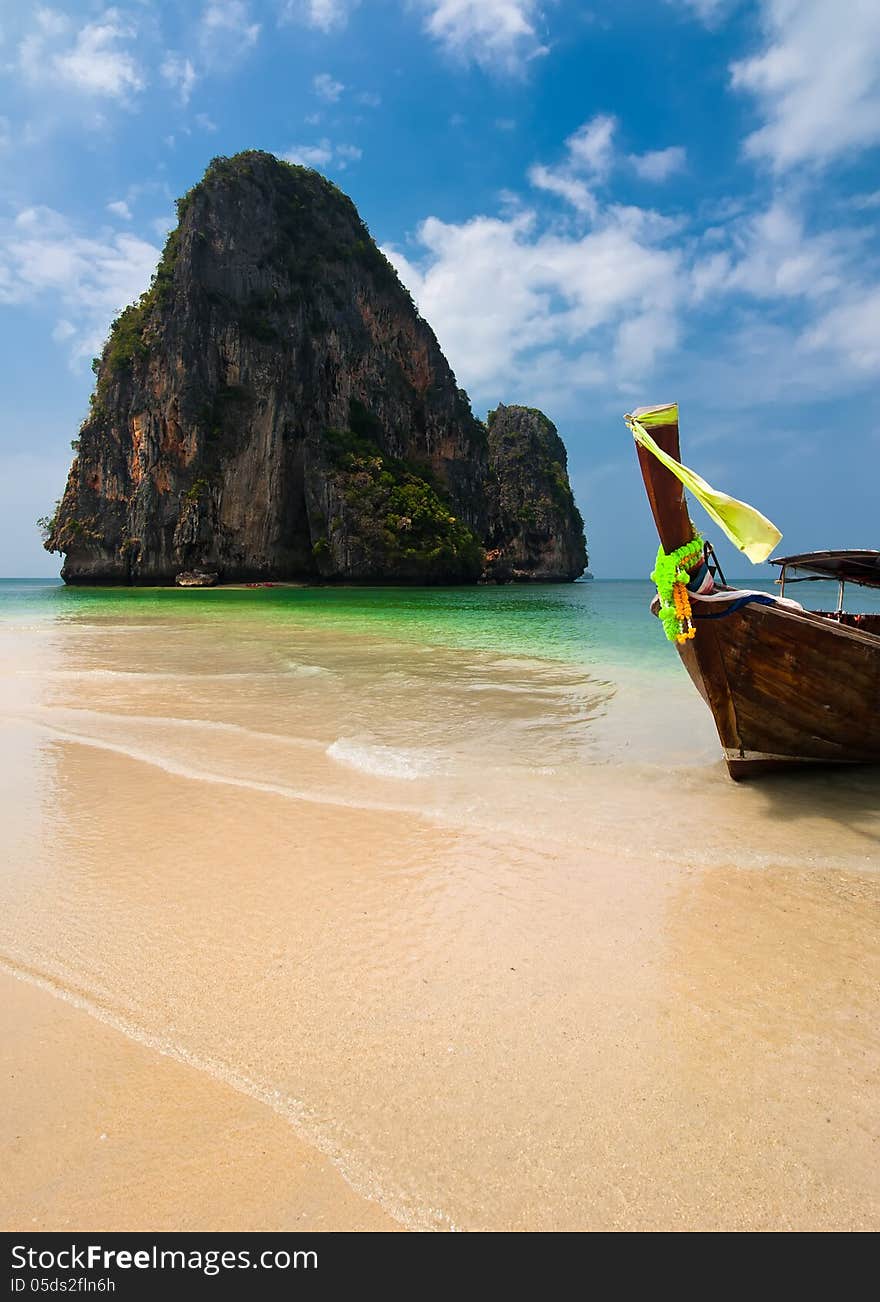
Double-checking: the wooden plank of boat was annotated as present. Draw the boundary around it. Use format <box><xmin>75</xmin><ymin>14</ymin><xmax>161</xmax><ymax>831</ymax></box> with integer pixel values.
<box><xmin>631</xmin><ymin>404</ymin><xmax>880</xmax><ymax>779</ymax></box>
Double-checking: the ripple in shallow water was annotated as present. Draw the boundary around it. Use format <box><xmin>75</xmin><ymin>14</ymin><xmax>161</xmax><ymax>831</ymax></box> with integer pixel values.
<box><xmin>327</xmin><ymin>737</ymin><xmax>444</xmax><ymax>780</ymax></box>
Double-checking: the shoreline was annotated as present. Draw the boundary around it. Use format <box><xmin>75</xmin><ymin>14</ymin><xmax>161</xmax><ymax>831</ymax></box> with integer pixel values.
<box><xmin>1</xmin><ymin>971</ymin><xmax>400</xmax><ymax>1233</ymax></box>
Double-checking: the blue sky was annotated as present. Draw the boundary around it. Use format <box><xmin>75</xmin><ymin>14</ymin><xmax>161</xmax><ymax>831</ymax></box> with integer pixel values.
<box><xmin>1</xmin><ymin>0</ymin><xmax>879</xmax><ymax>578</ymax></box>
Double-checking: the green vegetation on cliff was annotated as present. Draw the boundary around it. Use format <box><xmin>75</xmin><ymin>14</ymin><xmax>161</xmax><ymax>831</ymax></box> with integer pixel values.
<box><xmin>484</xmin><ymin>404</ymin><xmax>587</xmax><ymax>580</ymax></box>
<box><xmin>324</xmin><ymin>424</ymin><xmax>484</xmax><ymax>582</ymax></box>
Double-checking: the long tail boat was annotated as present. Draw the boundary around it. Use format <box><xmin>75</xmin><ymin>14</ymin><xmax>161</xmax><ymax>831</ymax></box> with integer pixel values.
<box><xmin>629</xmin><ymin>402</ymin><xmax>880</xmax><ymax>779</ymax></box>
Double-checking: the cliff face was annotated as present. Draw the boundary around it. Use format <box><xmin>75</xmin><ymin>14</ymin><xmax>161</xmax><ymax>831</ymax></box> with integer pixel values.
<box><xmin>46</xmin><ymin>151</ymin><xmax>585</xmax><ymax>584</ymax></box>
<box><xmin>484</xmin><ymin>405</ymin><xmax>588</xmax><ymax>582</ymax></box>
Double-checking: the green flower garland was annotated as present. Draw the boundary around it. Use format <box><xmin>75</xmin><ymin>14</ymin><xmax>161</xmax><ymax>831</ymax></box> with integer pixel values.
<box><xmin>651</xmin><ymin>534</ymin><xmax>704</xmax><ymax>642</ymax></box>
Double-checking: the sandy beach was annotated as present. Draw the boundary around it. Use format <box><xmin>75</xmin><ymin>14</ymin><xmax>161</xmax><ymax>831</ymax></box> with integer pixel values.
<box><xmin>1</xmin><ymin>973</ymin><xmax>398</xmax><ymax>1232</ymax></box>
<box><xmin>2</xmin><ymin>583</ymin><xmax>879</xmax><ymax>1231</ymax></box>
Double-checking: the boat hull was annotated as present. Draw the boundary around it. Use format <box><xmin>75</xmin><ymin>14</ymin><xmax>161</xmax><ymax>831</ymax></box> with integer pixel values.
<box><xmin>679</xmin><ymin>592</ymin><xmax>880</xmax><ymax>778</ymax></box>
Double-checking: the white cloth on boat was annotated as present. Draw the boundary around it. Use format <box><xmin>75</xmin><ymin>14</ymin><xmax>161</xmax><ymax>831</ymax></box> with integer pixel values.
<box><xmin>691</xmin><ymin>589</ymin><xmax>803</xmax><ymax>611</ymax></box>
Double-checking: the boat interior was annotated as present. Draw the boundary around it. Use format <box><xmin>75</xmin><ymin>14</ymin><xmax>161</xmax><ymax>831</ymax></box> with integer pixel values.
<box><xmin>770</xmin><ymin>550</ymin><xmax>880</xmax><ymax>635</ymax></box>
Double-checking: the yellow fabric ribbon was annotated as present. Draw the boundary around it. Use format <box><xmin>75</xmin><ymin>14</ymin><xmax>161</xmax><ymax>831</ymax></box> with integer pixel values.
<box><xmin>626</xmin><ymin>412</ymin><xmax>782</xmax><ymax>564</ymax></box>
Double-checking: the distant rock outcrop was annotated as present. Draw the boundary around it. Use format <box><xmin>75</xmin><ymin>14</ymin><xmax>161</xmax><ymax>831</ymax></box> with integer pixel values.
<box><xmin>45</xmin><ymin>151</ymin><xmax>587</xmax><ymax>584</ymax></box>
<box><xmin>483</xmin><ymin>405</ymin><xmax>588</xmax><ymax>582</ymax></box>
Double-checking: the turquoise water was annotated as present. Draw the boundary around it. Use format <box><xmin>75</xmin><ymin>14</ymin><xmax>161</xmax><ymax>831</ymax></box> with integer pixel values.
<box><xmin>0</xmin><ymin>578</ymin><xmax>669</xmax><ymax>670</ymax></box>
<box><xmin>4</xmin><ymin>576</ymin><xmax>880</xmax><ymax>673</ymax></box>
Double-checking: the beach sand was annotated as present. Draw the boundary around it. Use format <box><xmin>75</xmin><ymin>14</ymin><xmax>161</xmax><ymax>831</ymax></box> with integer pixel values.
<box><xmin>1</xmin><ymin>974</ymin><xmax>398</xmax><ymax>1232</ymax></box>
<box><xmin>2</xmin><ymin>592</ymin><xmax>879</xmax><ymax>1231</ymax></box>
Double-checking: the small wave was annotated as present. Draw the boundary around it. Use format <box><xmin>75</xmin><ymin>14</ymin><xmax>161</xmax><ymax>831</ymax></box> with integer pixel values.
<box><xmin>463</xmin><ymin>681</ymin><xmax>580</xmax><ymax>696</ymax></box>
<box><xmin>22</xmin><ymin>720</ymin><xmax>405</xmax><ymax>815</ymax></box>
<box><xmin>327</xmin><ymin>738</ymin><xmax>442</xmax><ymax>781</ymax></box>
<box><xmin>20</xmin><ymin>668</ymin><xmax>279</xmax><ymax>682</ymax></box>
<box><xmin>286</xmin><ymin>661</ymin><xmax>332</xmax><ymax>678</ymax></box>
<box><xmin>0</xmin><ymin>956</ymin><xmax>446</xmax><ymax>1231</ymax></box>
<box><xmin>19</xmin><ymin>705</ymin><xmax>324</xmax><ymax>751</ymax></box>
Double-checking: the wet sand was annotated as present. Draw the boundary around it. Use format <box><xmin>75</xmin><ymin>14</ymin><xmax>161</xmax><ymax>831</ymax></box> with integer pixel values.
<box><xmin>1</xmin><ymin>974</ymin><xmax>398</xmax><ymax>1232</ymax></box>
<box><xmin>2</xmin><ymin>601</ymin><xmax>879</xmax><ymax>1231</ymax></box>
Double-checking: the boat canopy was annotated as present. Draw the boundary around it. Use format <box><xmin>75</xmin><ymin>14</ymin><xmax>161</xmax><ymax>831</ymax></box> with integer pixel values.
<box><xmin>770</xmin><ymin>551</ymin><xmax>880</xmax><ymax>589</ymax></box>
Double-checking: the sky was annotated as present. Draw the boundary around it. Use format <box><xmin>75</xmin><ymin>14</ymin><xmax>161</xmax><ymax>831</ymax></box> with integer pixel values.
<box><xmin>1</xmin><ymin>0</ymin><xmax>879</xmax><ymax>579</ymax></box>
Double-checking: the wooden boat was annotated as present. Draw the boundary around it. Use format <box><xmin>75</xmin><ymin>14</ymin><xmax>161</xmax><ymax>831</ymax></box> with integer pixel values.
<box><xmin>631</xmin><ymin>403</ymin><xmax>880</xmax><ymax>779</ymax></box>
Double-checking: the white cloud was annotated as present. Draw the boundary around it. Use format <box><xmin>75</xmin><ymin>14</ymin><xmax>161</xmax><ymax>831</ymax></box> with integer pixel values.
<box><xmin>313</xmin><ymin>72</ymin><xmax>344</xmax><ymax>102</ymax></box>
<box><xmin>681</xmin><ymin>194</ymin><xmax>880</xmax><ymax>400</ymax></box>
<box><xmin>630</xmin><ymin>145</ymin><xmax>687</xmax><ymax>182</ymax></box>
<box><xmin>384</xmin><ymin>205</ymin><xmax>683</xmax><ymax>399</ymax></box>
<box><xmin>566</xmin><ymin>115</ymin><xmax>616</xmax><ymax>178</ymax></box>
<box><xmin>31</xmin><ymin>10</ymin><xmax>69</xmax><ymax>41</ymax></box>
<box><xmin>152</xmin><ymin>215</ymin><xmax>176</xmax><ymax>240</ymax></box>
<box><xmin>679</xmin><ymin>312</ymin><xmax>879</xmax><ymax>414</ymax></box>
<box><xmin>107</xmin><ymin>200</ymin><xmax>132</xmax><ymax>220</ymax></box>
<box><xmin>528</xmin><ymin>164</ymin><xmax>596</xmax><ymax>217</ymax></box>
<box><xmin>51</xmin><ymin>318</ymin><xmax>76</xmax><ymax>343</ymax></box>
<box><xmin>802</xmin><ymin>287</ymin><xmax>880</xmax><ymax>372</ymax></box>
<box><xmin>850</xmin><ymin>190</ymin><xmax>880</xmax><ymax>212</ymax></box>
<box><xmin>0</xmin><ymin>206</ymin><xmax>160</xmax><ymax>366</ymax></box>
<box><xmin>161</xmin><ymin>53</ymin><xmax>197</xmax><ymax>106</ymax></box>
<box><xmin>605</xmin><ymin>204</ymin><xmax>685</xmax><ymax>242</ymax></box>
<box><xmin>419</xmin><ymin>1</ymin><xmax>548</xmax><ymax>72</ymax></box>
<box><xmin>335</xmin><ymin>143</ymin><xmax>362</xmax><ymax>166</ymax></box>
<box><xmin>200</xmin><ymin>1</ymin><xmax>260</xmax><ymax>58</ymax></box>
<box><xmin>731</xmin><ymin>0</ymin><xmax>880</xmax><ymax>169</ymax></box>
<box><xmin>195</xmin><ymin>112</ymin><xmax>217</xmax><ymax>131</ymax></box>
<box><xmin>614</xmin><ymin>307</ymin><xmax>679</xmax><ymax>376</ymax></box>
<box><xmin>18</xmin><ymin>8</ymin><xmax>145</xmax><ymax>100</ymax></box>
<box><xmin>525</xmin><ymin>115</ymin><xmax>618</xmax><ymax>216</ymax></box>
<box><xmin>283</xmin><ymin>141</ymin><xmax>333</xmax><ymax>167</ymax></box>
<box><xmin>357</xmin><ymin>91</ymin><xmax>381</xmax><ymax>108</ymax></box>
<box><xmin>692</xmin><ymin>201</ymin><xmax>849</xmax><ymax>302</ymax></box>
<box><xmin>283</xmin><ymin>139</ymin><xmax>362</xmax><ymax>169</ymax></box>
<box><xmin>380</xmin><ymin>97</ymin><xmax>880</xmax><ymax>416</ymax></box>
<box><xmin>0</xmin><ymin>116</ymin><xmax>10</xmax><ymax>149</ymax></box>
<box><xmin>673</xmin><ymin>0</ymin><xmax>732</xmax><ymax>23</ymax></box>
<box><xmin>279</xmin><ymin>1</ymin><xmax>357</xmax><ymax>32</ymax></box>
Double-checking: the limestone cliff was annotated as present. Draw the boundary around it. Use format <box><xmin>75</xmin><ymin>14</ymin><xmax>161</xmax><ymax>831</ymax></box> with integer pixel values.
<box><xmin>483</xmin><ymin>405</ymin><xmax>588</xmax><ymax>582</ymax></box>
<box><xmin>45</xmin><ymin>152</ymin><xmax>586</xmax><ymax>584</ymax></box>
